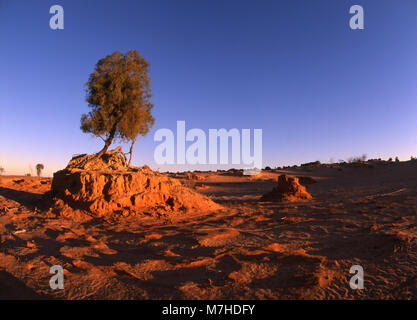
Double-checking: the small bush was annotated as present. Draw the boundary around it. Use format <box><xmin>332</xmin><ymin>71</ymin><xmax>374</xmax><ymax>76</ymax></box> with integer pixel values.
<box><xmin>348</xmin><ymin>154</ymin><xmax>367</xmax><ymax>163</ymax></box>
<box><xmin>300</xmin><ymin>161</ymin><xmax>321</xmax><ymax>167</ymax></box>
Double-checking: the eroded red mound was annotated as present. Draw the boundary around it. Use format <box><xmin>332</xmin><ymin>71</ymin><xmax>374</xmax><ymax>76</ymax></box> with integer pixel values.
<box><xmin>51</xmin><ymin>153</ymin><xmax>221</xmax><ymax>218</ymax></box>
<box><xmin>260</xmin><ymin>174</ymin><xmax>313</xmax><ymax>202</ymax></box>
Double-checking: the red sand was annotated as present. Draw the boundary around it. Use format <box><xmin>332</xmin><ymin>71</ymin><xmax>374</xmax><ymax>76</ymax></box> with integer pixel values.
<box><xmin>1</xmin><ymin>161</ymin><xmax>417</xmax><ymax>299</ymax></box>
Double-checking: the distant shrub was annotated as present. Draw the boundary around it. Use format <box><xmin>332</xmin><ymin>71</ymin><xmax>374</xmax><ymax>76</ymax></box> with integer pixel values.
<box><xmin>0</xmin><ymin>166</ymin><xmax>4</xmax><ymax>175</ymax></box>
<box><xmin>181</xmin><ymin>179</ymin><xmax>196</xmax><ymax>189</ymax></box>
<box><xmin>348</xmin><ymin>154</ymin><xmax>367</xmax><ymax>163</ymax></box>
<box><xmin>36</xmin><ymin>163</ymin><xmax>44</xmax><ymax>177</ymax></box>
<box><xmin>395</xmin><ymin>157</ymin><xmax>399</xmax><ymax>162</ymax></box>
<box><xmin>300</xmin><ymin>161</ymin><xmax>321</xmax><ymax>167</ymax></box>
<box><xmin>264</xmin><ymin>166</ymin><xmax>272</xmax><ymax>171</ymax></box>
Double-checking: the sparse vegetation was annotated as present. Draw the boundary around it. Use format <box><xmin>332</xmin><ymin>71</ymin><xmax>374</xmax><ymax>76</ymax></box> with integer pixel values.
<box><xmin>81</xmin><ymin>50</ymin><xmax>155</xmax><ymax>165</ymax></box>
<box><xmin>347</xmin><ymin>154</ymin><xmax>367</xmax><ymax>163</ymax></box>
<box><xmin>300</xmin><ymin>160</ymin><xmax>321</xmax><ymax>167</ymax></box>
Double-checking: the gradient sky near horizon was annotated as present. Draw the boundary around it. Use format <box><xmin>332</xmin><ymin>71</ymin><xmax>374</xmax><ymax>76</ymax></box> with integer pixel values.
<box><xmin>1</xmin><ymin>0</ymin><xmax>417</xmax><ymax>176</ymax></box>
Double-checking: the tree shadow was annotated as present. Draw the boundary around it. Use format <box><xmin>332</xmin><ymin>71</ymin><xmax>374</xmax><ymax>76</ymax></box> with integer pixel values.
<box><xmin>0</xmin><ymin>270</ymin><xmax>51</xmax><ymax>300</ymax></box>
<box><xmin>0</xmin><ymin>187</ymin><xmax>43</xmax><ymax>210</ymax></box>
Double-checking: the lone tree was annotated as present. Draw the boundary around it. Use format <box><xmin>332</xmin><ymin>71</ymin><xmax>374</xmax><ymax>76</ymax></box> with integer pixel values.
<box><xmin>0</xmin><ymin>166</ymin><xmax>4</xmax><ymax>175</ymax></box>
<box><xmin>81</xmin><ymin>50</ymin><xmax>154</xmax><ymax>165</ymax></box>
<box><xmin>36</xmin><ymin>163</ymin><xmax>44</xmax><ymax>177</ymax></box>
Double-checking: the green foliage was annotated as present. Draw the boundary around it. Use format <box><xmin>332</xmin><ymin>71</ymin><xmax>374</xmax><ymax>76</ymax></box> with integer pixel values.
<box><xmin>81</xmin><ymin>50</ymin><xmax>155</xmax><ymax>156</ymax></box>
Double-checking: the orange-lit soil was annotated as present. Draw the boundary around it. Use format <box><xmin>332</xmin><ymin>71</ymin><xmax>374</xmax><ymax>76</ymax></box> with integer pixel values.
<box><xmin>1</xmin><ymin>161</ymin><xmax>417</xmax><ymax>299</ymax></box>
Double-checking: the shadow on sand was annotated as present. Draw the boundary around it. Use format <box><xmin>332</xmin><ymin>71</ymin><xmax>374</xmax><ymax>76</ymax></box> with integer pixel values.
<box><xmin>0</xmin><ymin>187</ymin><xmax>46</xmax><ymax>210</ymax></box>
<box><xmin>0</xmin><ymin>270</ymin><xmax>51</xmax><ymax>300</ymax></box>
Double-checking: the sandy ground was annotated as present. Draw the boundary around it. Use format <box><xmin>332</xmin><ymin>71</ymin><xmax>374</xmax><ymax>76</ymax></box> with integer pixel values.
<box><xmin>1</xmin><ymin>161</ymin><xmax>417</xmax><ymax>299</ymax></box>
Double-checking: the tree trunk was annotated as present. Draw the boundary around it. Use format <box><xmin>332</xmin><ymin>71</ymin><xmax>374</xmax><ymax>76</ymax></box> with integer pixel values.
<box><xmin>128</xmin><ymin>137</ymin><xmax>137</xmax><ymax>166</ymax></box>
<box><xmin>96</xmin><ymin>124</ymin><xmax>117</xmax><ymax>157</ymax></box>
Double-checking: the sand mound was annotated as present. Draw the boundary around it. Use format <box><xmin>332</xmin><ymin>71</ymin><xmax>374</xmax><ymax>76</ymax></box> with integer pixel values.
<box><xmin>51</xmin><ymin>152</ymin><xmax>221</xmax><ymax>218</ymax></box>
<box><xmin>259</xmin><ymin>174</ymin><xmax>312</xmax><ymax>202</ymax></box>
<box><xmin>65</xmin><ymin>151</ymin><xmax>128</xmax><ymax>171</ymax></box>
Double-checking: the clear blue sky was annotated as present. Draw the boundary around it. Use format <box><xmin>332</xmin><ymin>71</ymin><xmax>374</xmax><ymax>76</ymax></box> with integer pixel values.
<box><xmin>1</xmin><ymin>0</ymin><xmax>417</xmax><ymax>176</ymax></box>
